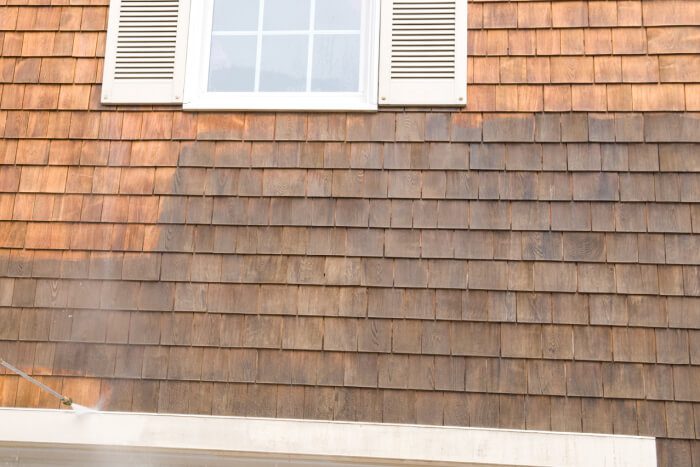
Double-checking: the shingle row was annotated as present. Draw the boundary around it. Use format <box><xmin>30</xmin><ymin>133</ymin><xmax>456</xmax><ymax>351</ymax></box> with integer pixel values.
<box><xmin>4</xmin><ymin>231</ymin><xmax>700</xmax><ymax>264</ymax></box>
<box><xmin>3</xmin><ymin>308</ymin><xmax>699</xmax><ymax>363</ymax></box>
<box><xmin>2</xmin><ymin>111</ymin><xmax>700</xmax><ymax>142</ymax></box>
<box><xmin>3</xmin><ymin>273</ymin><xmax>700</xmax><ymax>313</ymax></box>
<box><xmin>2</xmin><ymin>340</ymin><xmax>700</xmax><ymax>405</ymax></box>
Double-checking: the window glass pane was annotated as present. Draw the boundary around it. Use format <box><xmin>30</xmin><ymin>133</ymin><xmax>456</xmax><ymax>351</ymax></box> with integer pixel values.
<box><xmin>208</xmin><ymin>36</ymin><xmax>257</xmax><ymax>91</ymax></box>
<box><xmin>263</xmin><ymin>0</ymin><xmax>310</xmax><ymax>30</ymax></box>
<box><xmin>212</xmin><ymin>0</ymin><xmax>259</xmax><ymax>31</ymax></box>
<box><xmin>311</xmin><ymin>35</ymin><xmax>360</xmax><ymax>92</ymax></box>
<box><xmin>259</xmin><ymin>35</ymin><xmax>308</xmax><ymax>91</ymax></box>
<box><xmin>315</xmin><ymin>0</ymin><xmax>362</xmax><ymax>30</ymax></box>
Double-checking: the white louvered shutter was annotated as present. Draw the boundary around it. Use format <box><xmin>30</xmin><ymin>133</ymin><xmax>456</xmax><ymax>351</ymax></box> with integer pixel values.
<box><xmin>102</xmin><ymin>0</ymin><xmax>190</xmax><ymax>104</ymax></box>
<box><xmin>378</xmin><ymin>0</ymin><xmax>467</xmax><ymax>106</ymax></box>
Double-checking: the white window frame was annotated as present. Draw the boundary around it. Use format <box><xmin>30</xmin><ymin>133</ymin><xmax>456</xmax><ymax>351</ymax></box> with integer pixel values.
<box><xmin>183</xmin><ymin>0</ymin><xmax>380</xmax><ymax>111</ymax></box>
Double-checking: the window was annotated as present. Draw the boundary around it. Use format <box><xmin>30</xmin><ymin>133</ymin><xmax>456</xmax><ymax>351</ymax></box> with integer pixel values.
<box><xmin>101</xmin><ymin>0</ymin><xmax>467</xmax><ymax>109</ymax></box>
<box><xmin>185</xmin><ymin>0</ymin><xmax>380</xmax><ymax>110</ymax></box>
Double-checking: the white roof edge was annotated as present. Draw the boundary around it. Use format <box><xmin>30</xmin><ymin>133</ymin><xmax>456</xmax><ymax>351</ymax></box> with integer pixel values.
<box><xmin>0</xmin><ymin>408</ymin><xmax>657</xmax><ymax>467</ymax></box>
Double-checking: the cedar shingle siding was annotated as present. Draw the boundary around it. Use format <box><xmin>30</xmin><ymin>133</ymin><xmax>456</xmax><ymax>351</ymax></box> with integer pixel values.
<box><xmin>1</xmin><ymin>1</ymin><xmax>700</xmax><ymax>465</ymax></box>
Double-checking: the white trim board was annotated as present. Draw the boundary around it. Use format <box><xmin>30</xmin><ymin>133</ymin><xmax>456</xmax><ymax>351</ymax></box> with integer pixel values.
<box><xmin>0</xmin><ymin>409</ymin><xmax>656</xmax><ymax>467</ymax></box>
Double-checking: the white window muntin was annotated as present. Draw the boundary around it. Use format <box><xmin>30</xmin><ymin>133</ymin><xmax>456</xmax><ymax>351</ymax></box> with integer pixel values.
<box><xmin>184</xmin><ymin>0</ymin><xmax>380</xmax><ymax>111</ymax></box>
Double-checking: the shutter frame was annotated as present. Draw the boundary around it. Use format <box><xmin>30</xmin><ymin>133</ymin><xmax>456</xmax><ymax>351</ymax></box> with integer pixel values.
<box><xmin>378</xmin><ymin>0</ymin><xmax>467</xmax><ymax>106</ymax></box>
<box><xmin>102</xmin><ymin>0</ymin><xmax>191</xmax><ymax>104</ymax></box>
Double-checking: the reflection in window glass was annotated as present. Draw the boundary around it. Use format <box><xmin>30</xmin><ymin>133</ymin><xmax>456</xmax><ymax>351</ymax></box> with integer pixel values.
<box><xmin>259</xmin><ymin>36</ymin><xmax>309</xmax><ymax>91</ymax></box>
<box><xmin>208</xmin><ymin>0</ymin><xmax>366</xmax><ymax>94</ymax></box>
<box><xmin>315</xmin><ymin>0</ymin><xmax>362</xmax><ymax>30</ymax></box>
<box><xmin>263</xmin><ymin>0</ymin><xmax>311</xmax><ymax>30</ymax></box>
<box><xmin>312</xmin><ymin>35</ymin><xmax>360</xmax><ymax>92</ymax></box>
<box><xmin>212</xmin><ymin>0</ymin><xmax>259</xmax><ymax>32</ymax></box>
<box><xmin>208</xmin><ymin>36</ymin><xmax>257</xmax><ymax>91</ymax></box>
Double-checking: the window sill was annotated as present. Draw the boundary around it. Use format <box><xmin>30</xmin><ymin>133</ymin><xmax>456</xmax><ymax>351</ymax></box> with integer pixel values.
<box><xmin>183</xmin><ymin>94</ymin><xmax>377</xmax><ymax>112</ymax></box>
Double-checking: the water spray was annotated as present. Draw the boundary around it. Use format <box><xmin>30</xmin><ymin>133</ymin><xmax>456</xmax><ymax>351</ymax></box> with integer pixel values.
<box><xmin>0</xmin><ymin>358</ymin><xmax>75</xmax><ymax>409</ymax></box>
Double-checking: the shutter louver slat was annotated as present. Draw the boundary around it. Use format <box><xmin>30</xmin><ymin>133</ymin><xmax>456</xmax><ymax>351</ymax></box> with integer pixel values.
<box><xmin>102</xmin><ymin>0</ymin><xmax>190</xmax><ymax>104</ymax></box>
<box><xmin>114</xmin><ymin>0</ymin><xmax>178</xmax><ymax>81</ymax></box>
<box><xmin>378</xmin><ymin>0</ymin><xmax>467</xmax><ymax>106</ymax></box>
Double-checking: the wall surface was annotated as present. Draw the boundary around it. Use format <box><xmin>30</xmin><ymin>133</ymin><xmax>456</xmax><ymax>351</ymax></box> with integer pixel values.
<box><xmin>0</xmin><ymin>1</ymin><xmax>699</xmax><ymax>466</ymax></box>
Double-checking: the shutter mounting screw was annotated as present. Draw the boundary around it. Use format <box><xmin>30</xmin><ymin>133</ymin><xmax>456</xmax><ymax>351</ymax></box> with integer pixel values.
<box><xmin>381</xmin><ymin>96</ymin><xmax>386</xmax><ymax>101</ymax></box>
<box><xmin>459</xmin><ymin>97</ymin><xmax>464</xmax><ymax>101</ymax></box>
